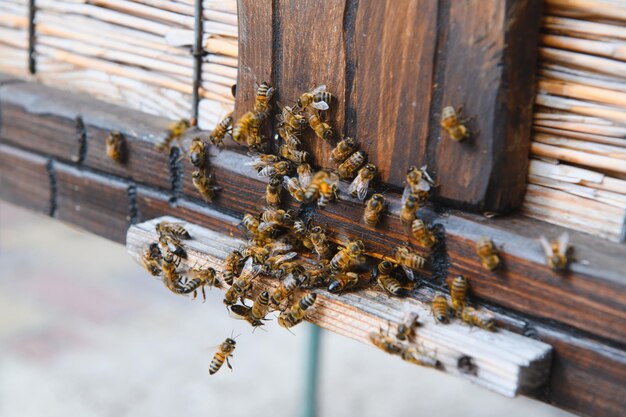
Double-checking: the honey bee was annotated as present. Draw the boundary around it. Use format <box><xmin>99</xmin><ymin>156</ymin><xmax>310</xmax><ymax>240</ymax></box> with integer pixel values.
<box><xmin>363</xmin><ymin>193</ymin><xmax>385</xmax><ymax>227</ymax></box>
<box><xmin>401</xmin><ymin>347</ymin><xmax>439</xmax><ymax>368</ymax></box>
<box><xmin>280</xmin><ymin>145</ymin><xmax>309</xmax><ymax>164</ymax></box>
<box><xmin>209</xmin><ymin>337</ymin><xmax>236</xmax><ymax>375</ymax></box>
<box><xmin>460</xmin><ymin>307</ymin><xmax>496</xmax><ymax>331</ymax></box>
<box><xmin>400</xmin><ymin>195</ymin><xmax>420</xmax><ymax>226</ymax></box>
<box><xmin>278</xmin><ymin>126</ymin><xmax>302</xmax><ymax>149</ymax></box>
<box><xmin>208</xmin><ymin>111</ymin><xmax>233</xmax><ymax>147</ymax></box>
<box><xmin>305</xmin><ymin>170</ymin><xmax>339</xmax><ymax>208</ymax></box>
<box><xmin>307</xmin><ymin>226</ymin><xmax>332</xmax><ymax>259</ymax></box>
<box><xmin>396</xmin><ymin>306</ymin><xmax>420</xmax><ymax>341</ymax></box>
<box><xmin>307</xmin><ymin>111</ymin><xmax>333</xmax><ymax>141</ymax></box>
<box><xmin>251</xmin><ymin>290</ymin><xmax>271</xmax><ymax>323</ymax></box>
<box><xmin>261</xmin><ymin>208</ymin><xmax>294</xmax><ymax>226</ymax></box>
<box><xmin>449</xmin><ymin>275</ymin><xmax>468</xmax><ymax>314</ymax></box>
<box><xmin>373</xmin><ymin>260</ymin><xmax>405</xmax><ymax>297</ymax></box>
<box><xmin>241</xmin><ymin>244</ymin><xmax>270</xmax><ymax>263</ymax></box>
<box><xmin>181</xmin><ymin>265</ymin><xmax>218</xmax><ymax>301</ymax></box>
<box><xmin>159</xmin><ymin>235</ymin><xmax>187</xmax><ymax>259</ymax></box>
<box><xmin>278</xmin><ymin>293</ymin><xmax>317</xmax><ymax>328</ymax></box>
<box><xmin>222</xmin><ymin>250</ymin><xmax>244</xmax><ymax>286</ymax></box>
<box><xmin>192</xmin><ymin>169</ymin><xmax>219</xmax><ymax>202</ymax></box>
<box><xmin>241</xmin><ymin>213</ymin><xmax>260</xmax><ymax>236</ymax></box>
<box><xmin>330</xmin><ymin>240</ymin><xmax>365</xmax><ymax>272</ymax></box>
<box><xmin>246</xmin><ymin>153</ymin><xmax>281</xmax><ymax>170</ymax></box>
<box><xmin>188</xmin><ymin>137</ymin><xmax>208</xmax><ymax>168</ymax></box>
<box><xmin>301</xmin><ymin>260</ymin><xmax>331</xmax><ymax>288</ymax></box>
<box><xmin>141</xmin><ymin>243</ymin><xmax>162</xmax><ymax>276</ymax></box>
<box><xmin>156</xmin><ymin>221</ymin><xmax>191</xmax><ymax>240</ymax></box>
<box><xmin>328</xmin><ymin>272</ymin><xmax>360</xmax><ymax>293</ymax></box>
<box><xmin>411</xmin><ymin>218</ymin><xmax>437</xmax><ymax>249</ymax></box>
<box><xmin>296</xmin><ymin>85</ymin><xmax>333</xmax><ymax>111</ymax></box>
<box><xmin>337</xmin><ymin>150</ymin><xmax>366</xmax><ymax>180</ymax></box>
<box><xmin>431</xmin><ymin>295</ymin><xmax>450</xmax><ymax>324</ymax></box>
<box><xmin>393</xmin><ymin>246</ymin><xmax>426</xmax><ymax>277</ymax></box>
<box><xmin>270</xmin><ymin>273</ymin><xmax>303</xmax><ymax>306</ymax></box>
<box><xmin>158</xmin><ymin>119</ymin><xmax>190</xmax><ymax>151</ymax></box>
<box><xmin>253</xmin><ymin>81</ymin><xmax>275</xmax><ymax>115</ymax></box>
<box><xmin>292</xmin><ymin>218</ymin><xmax>309</xmax><ymax>237</ymax></box>
<box><xmin>330</xmin><ymin>137</ymin><xmax>358</xmax><ymax>164</ymax></box>
<box><xmin>265</xmin><ymin>177</ymin><xmax>281</xmax><ymax>207</ymax></box>
<box><xmin>161</xmin><ymin>253</ymin><xmax>183</xmax><ymax>293</ymax></box>
<box><xmin>229</xmin><ymin>304</ymin><xmax>263</xmax><ymax>328</ymax></box>
<box><xmin>258</xmin><ymin>160</ymin><xmax>293</xmax><ymax>178</ymax></box>
<box><xmin>402</xmin><ymin>165</ymin><xmax>435</xmax><ymax>204</ymax></box>
<box><xmin>369</xmin><ymin>328</ymin><xmax>403</xmax><ymax>355</ymax></box>
<box><xmin>277</xmin><ymin>105</ymin><xmax>308</xmax><ymax>132</ymax></box>
<box><xmin>440</xmin><ymin>106</ymin><xmax>469</xmax><ymax>142</ymax></box>
<box><xmin>539</xmin><ymin>233</ymin><xmax>570</xmax><ymax>271</ymax></box>
<box><xmin>271</xmin><ymin>260</ymin><xmax>304</xmax><ymax>279</ymax></box>
<box><xmin>232</xmin><ymin>111</ymin><xmax>263</xmax><ymax>148</ymax></box>
<box><xmin>349</xmin><ymin>163</ymin><xmax>377</xmax><ymax>200</ymax></box>
<box><xmin>223</xmin><ymin>258</ymin><xmax>262</xmax><ymax>306</ymax></box>
<box><xmin>105</xmin><ymin>131</ymin><xmax>126</xmax><ymax>163</ymax></box>
<box><xmin>475</xmin><ymin>237</ymin><xmax>500</xmax><ymax>271</ymax></box>
<box><xmin>297</xmin><ymin>163</ymin><xmax>312</xmax><ymax>189</ymax></box>
<box><xmin>266</xmin><ymin>252</ymin><xmax>299</xmax><ymax>269</ymax></box>
<box><xmin>283</xmin><ymin>176</ymin><xmax>305</xmax><ymax>203</ymax></box>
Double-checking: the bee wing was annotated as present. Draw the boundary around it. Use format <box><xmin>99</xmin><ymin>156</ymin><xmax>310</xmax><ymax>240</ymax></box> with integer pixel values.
<box><xmin>538</xmin><ymin>235</ymin><xmax>553</xmax><ymax>257</ymax></box>
<box><xmin>415</xmin><ymin>179</ymin><xmax>431</xmax><ymax>192</ymax></box>
<box><xmin>401</xmin><ymin>186</ymin><xmax>412</xmax><ymax>204</ymax></box>
<box><xmin>228</xmin><ymin>304</ymin><xmax>251</xmax><ymax>320</ymax></box>
<box><xmin>311</xmin><ymin>101</ymin><xmax>330</xmax><ymax>111</ymax></box>
<box><xmin>348</xmin><ymin>175</ymin><xmax>366</xmax><ymax>200</ymax></box>
<box><xmin>557</xmin><ymin>233</ymin><xmax>570</xmax><ymax>256</ymax></box>
<box><xmin>298</xmin><ymin>172</ymin><xmax>312</xmax><ymax>189</ymax></box>
<box><xmin>420</xmin><ymin>165</ymin><xmax>435</xmax><ymax>185</ymax></box>
<box><xmin>266</xmin><ymin>86</ymin><xmax>275</xmax><ymax>101</ymax></box>
<box><xmin>239</xmin><ymin>257</ymin><xmax>261</xmax><ymax>278</ymax></box>
<box><xmin>401</xmin><ymin>265</ymin><xmax>418</xmax><ymax>282</ymax></box>
<box><xmin>311</xmin><ymin>85</ymin><xmax>327</xmax><ymax>94</ymax></box>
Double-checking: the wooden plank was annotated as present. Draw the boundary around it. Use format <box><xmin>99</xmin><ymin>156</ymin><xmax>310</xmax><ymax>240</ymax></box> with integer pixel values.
<box><xmin>0</xmin><ymin>144</ymin><xmax>51</xmax><ymax>214</ymax></box>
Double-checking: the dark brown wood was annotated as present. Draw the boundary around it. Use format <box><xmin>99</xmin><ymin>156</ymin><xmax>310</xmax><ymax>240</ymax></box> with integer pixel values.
<box><xmin>0</xmin><ymin>144</ymin><xmax>51</xmax><ymax>214</ymax></box>
<box><xmin>234</xmin><ymin>0</ymin><xmax>543</xmax><ymax>212</ymax></box>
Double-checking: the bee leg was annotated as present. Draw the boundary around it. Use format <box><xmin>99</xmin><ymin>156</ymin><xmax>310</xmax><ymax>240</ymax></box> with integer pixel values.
<box><xmin>192</xmin><ymin>290</ymin><xmax>197</xmax><ymax>300</ymax></box>
<box><xmin>226</xmin><ymin>357</ymin><xmax>233</xmax><ymax>371</ymax></box>
<box><xmin>202</xmin><ymin>286</ymin><xmax>207</xmax><ymax>302</ymax></box>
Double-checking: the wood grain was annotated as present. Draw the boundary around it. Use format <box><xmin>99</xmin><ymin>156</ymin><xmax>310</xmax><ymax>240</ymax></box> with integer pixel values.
<box><xmin>0</xmin><ymin>144</ymin><xmax>51</xmax><ymax>214</ymax></box>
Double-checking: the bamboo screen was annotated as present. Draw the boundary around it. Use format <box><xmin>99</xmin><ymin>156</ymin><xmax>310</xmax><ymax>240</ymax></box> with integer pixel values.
<box><xmin>0</xmin><ymin>0</ymin><xmax>29</xmax><ymax>76</ymax></box>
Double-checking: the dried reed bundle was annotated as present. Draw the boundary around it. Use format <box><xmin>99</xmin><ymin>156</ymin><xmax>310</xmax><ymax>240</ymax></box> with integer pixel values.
<box><xmin>0</xmin><ymin>0</ymin><xmax>29</xmax><ymax>76</ymax></box>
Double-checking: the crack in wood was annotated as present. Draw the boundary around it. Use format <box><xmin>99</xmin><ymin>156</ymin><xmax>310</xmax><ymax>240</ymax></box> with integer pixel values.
<box><xmin>342</xmin><ymin>0</ymin><xmax>358</xmax><ymax>139</ymax></box>
<box><xmin>127</xmin><ymin>183</ymin><xmax>139</xmax><ymax>225</ymax></box>
<box><xmin>45</xmin><ymin>159</ymin><xmax>58</xmax><ymax>217</ymax></box>
<box><xmin>75</xmin><ymin>116</ymin><xmax>87</xmax><ymax>165</ymax></box>
<box><xmin>168</xmin><ymin>146</ymin><xmax>183</xmax><ymax>205</ymax></box>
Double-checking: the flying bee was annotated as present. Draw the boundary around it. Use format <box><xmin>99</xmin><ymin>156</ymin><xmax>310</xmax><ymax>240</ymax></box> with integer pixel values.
<box><xmin>330</xmin><ymin>137</ymin><xmax>358</xmax><ymax>164</ymax></box>
<box><xmin>158</xmin><ymin>119</ymin><xmax>190</xmax><ymax>151</ymax></box>
<box><xmin>182</xmin><ymin>265</ymin><xmax>218</xmax><ymax>301</ymax></box>
<box><xmin>208</xmin><ymin>111</ymin><xmax>233</xmax><ymax>147</ymax></box>
<box><xmin>270</xmin><ymin>273</ymin><xmax>303</xmax><ymax>306</ymax></box>
<box><xmin>369</xmin><ymin>328</ymin><xmax>403</xmax><ymax>355</ymax></box>
<box><xmin>431</xmin><ymin>295</ymin><xmax>450</xmax><ymax>324</ymax></box>
<box><xmin>141</xmin><ymin>243</ymin><xmax>162</xmax><ymax>276</ymax></box>
<box><xmin>246</xmin><ymin>153</ymin><xmax>281</xmax><ymax>170</ymax></box>
<box><xmin>401</xmin><ymin>347</ymin><xmax>439</xmax><ymax>368</ymax></box>
<box><xmin>373</xmin><ymin>260</ymin><xmax>405</xmax><ymax>297</ymax></box>
<box><xmin>297</xmin><ymin>163</ymin><xmax>312</xmax><ymax>189</ymax></box>
<box><xmin>241</xmin><ymin>213</ymin><xmax>260</xmax><ymax>236</ymax></box>
<box><xmin>253</xmin><ymin>81</ymin><xmax>275</xmax><ymax>115</ymax></box>
<box><xmin>277</xmin><ymin>105</ymin><xmax>308</xmax><ymax>132</ymax></box>
<box><xmin>307</xmin><ymin>111</ymin><xmax>333</xmax><ymax>141</ymax></box>
<box><xmin>363</xmin><ymin>194</ymin><xmax>386</xmax><ymax>227</ymax></box>
<box><xmin>278</xmin><ymin>293</ymin><xmax>317</xmax><ymax>329</ymax></box>
<box><xmin>411</xmin><ymin>218</ymin><xmax>437</xmax><ymax>249</ymax></box>
<box><xmin>265</xmin><ymin>177</ymin><xmax>281</xmax><ymax>207</ymax></box>
<box><xmin>280</xmin><ymin>145</ymin><xmax>309</xmax><ymax>164</ymax></box>
<box><xmin>393</xmin><ymin>246</ymin><xmax>426</xmax><ymax>278</ymax></box>
<box><xmin>282</xmin><ymin>176</ymin><xmax>305</xmax><ymax>203</ymax></box>
<box><xmin>449</xmin><ymin>275</ymin><xmax>468</xmax><ymax>314</ymax></box>
<box><xmin>209</xmin><ymin>337</ymin><xmax>236</xmax><ymax>375</ymax></box>
<box><xmin>440</xmin><ymin>106</ymin><xmax>469</xmax><ymax>142</ymax></box>
<box><xmin>305</xmin><ymin>170</ymin><xmax>339</xmax><ymax>208</ymax></box>
<box><xmin>400</xmin><ymin>195</ymin><xmax>420</xmax><ymax>226</ymax></box>
<box><xmin>192</xmin><ymin>169</ymin><xmax>219</xmax><ymax>203</ymax></box>
<box><xmin>105</xmin><ymin>131</ymin><xmax>126</xmax><ymax>163</ymax></box>
<box><xmin>156</xmin><ymin>221</ymin><xmax>191</xmax><ymax>240</ymax></box>
<box><xmin>223</xmin><ymin>258</ymin><xmax>262</xmax><ymax>306</ymax></box>
<box><xmin>328</xmin><ymin>272</ymin><xmax>360</xmax><ymax>293</ymax></box>
<box><xmin>337</xmin><ymin>150</ymin><xmax>366</xmax><ymax>180</ymax></box>
<box><xmin>461</xmin><ymin>307</ymin><xmax>496</xmax><ymax>331</ymax></box>
<box><xmin>159</xmin><ymin>235</ymin><xmax>187</xmax><ymax>260</ymax></box>
<box><xmin>402</xmin><ymin>165</ymin><xmax>435</xmax><ymax>204</ymax></box>
<box><xmin>296</xmin><ymin>85</ymin><xmax>333</xmax><ymax>111</ymax></box>
<box><xmin>258</xmin><ymin>160</ymin><xmax>293</xmax><ymax>178</ymax></box>
<box><xmin>188</xmin><ymin>137</ymin><xmax>208</xmax><ymax>168</ymax></box>
<box><xmin>396</xmin><ymin>305</ymin><xmax>420</xmax><ymax>342</ymax></box>
<box><xmin>539</xmin><ymin>233</ymin><xmax>570</xmax><ymax>271</ymax></box>
<box><xmin>308</xmin><ymin>226</ymin><xmax>333</xmax><ymax>259</ymax></box>
<box><xmin>330</xmin><ymin>240</ymin><xmax>365</xmax><ymax>272</ymax></box>
<box><xmin>222</xmin><ymin>250</ymin><xmax>244</xmax><ymax>286</ymax></box>
<box><xmin>475</xmin><ymin>237</ymin><xmax>500</xmax><ymax>271</ymax></box>
<box><xmin>349</xmin><ymin>163</ymin><xmax>377</xmax><ymax>201</ymax></box>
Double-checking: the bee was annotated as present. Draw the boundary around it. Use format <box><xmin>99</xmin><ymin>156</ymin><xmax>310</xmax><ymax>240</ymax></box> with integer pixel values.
<box><xmin>296</xmin><ymin>85</ymin><xmax>333</xmax><ymax>111</ymax></box>
<box><xmin>328</xmin><ymin>272</ymin><xmax>359</xmax><ymax>293</ymax></box>
<box><xmin>309</xmin><ymin>226</ymin><xmax>333</xmax><ymax>259</ymax></box>
<box><xmin>141</xmin><ymin>243</ymin><xmax>162</xmax><ymax>276</ymax></box>
<box><xmin>223</xmin><ymin>258</ymin><xmax>262</xmax><ymax>306</ymax></box>
<box><xmin>278</xmin><ymin>293</ymin><xmax>317</xmax><ymax>328</ymax></box>
<box><xmin>401</xmin><ymin>347</ymin><xmax>439</xmax><ymax>368</ymax></box>
<box><xmin>188</xmin><ymin>138</ymin><xmax>208</xmax><ymax>168</ymax></box>
<box><xmin>241</xmin><ymin>213</ymin><xmax>260</xmax><ymax>236</ymax></box>
<box><xmin>301</xmin><ymin>260</ymin><xmax>331</xmax><ymax>288</ymax></box>
<box><xmin>222</xmin><ymin>250</ymin><xmax>244</xmax><ymax>286</ymax></box>
<box><xmin>440</xmin><ymin>106</ymin><xmax>469</xmax><ymax>142</ymax></box>
<box><xmin>265</xmin><ymin>177</ymin><xmax>281</xmax><ymax>207</ymax></box>
<box><xmin>277</xmin><ymin>105</ymin><xmax>308</xmax><ymax>132</ymax></box>
<box><xmin>232</xmin><ymin>111</ymin><xmax>263</xmax><ymax>147</ymax></box>
<box><xmin>307</xmin><ymin>111</ymin><xmax>333</xmax><ymax>141</ymax></box>
<box><xmin>209</xmin><ymin>337</ymin><xmax>236</xmax><ymax>375</ymax></box>
<box><xmin>297</xmin><ymin>163</ymin><xmax>313</xmax><ymax>189</ymax></box>
<box><xmin>282</xmin><ymin>176</ymin><xmax>305</xmax><ymax>203</ymax></box>
<box><xmin>330</xmin><ymin>137</ymin><xmax>358</xmax><ymax>164</ymax></box>
<box><xmin>158</xmin><ymin>119</ymin><xmax>190</xmax><ymax>151</ymax></box>
<box><xmin>539</xmin><ymin>233</ymin><xmax>570</xmax><ymax>271</ymax></box>
<box><xmin>208</xmin><ymin>111</ymin><xmax>233</xmax><ymax>147</ymax></box>
<box><xmin>266</xmin><ymin>252</ymin><xmax>299</xmax><ymax>269</ymax></box>
<box><xmin>270</xmin><ymin>273</ymin><xmax>303</xmax><ymax>306</ymax></box>
<box><xmin>330</xmin><ymin>240</ymin><xmax>365</xmax><ymax>272</ymax></box>
<box><xmin>411</xmin><ymin>218</ymin><xmax>437</xmax><ymax>249</ymax></box>
<box><xmin>181</xmin><ymin>265</ymin><xmax>218</xmax><ymax>301</ymax></box>
<box><xmin>431</xmin><ymin>295</ymin><xmax>450</xmax><ymax>324</ymax></box>
<box><xmin>373</xmin><ymin>260</ymin><xmax>405</xmax><ymax>297</ymax></box>
<box><xmin>475</xmin><ymin>237</ymin><xmax>500</xmax><ymax>271</ymax></box>
<box><xmin>402</xmin><ymin>165</ymin><xmax>435</xmax><ymax>205</ymax></box>
<box><xmin>460</xmin><ymin>307</ymin><xmax>496</xmax><ymax>332</ymax></box>
<box><xmin>393</xmin><ymin>246</ymin><xmax>426</xmax><ymax>276</ymax></box>
<box><xmin>254</xmin><ymin>81</ymin><xmax>275</xmax><ymax>115</ymax></box>
<box><xmin>229</xmin><ymin>304</ymin><xmax>263</xmax><ymax>327</ymax></box>
<box><xmin>278</xmin><ymin>126</ymin><xmax>302</xmax><ymax>149</ymax></box>
<box><xmin>396</xmin><ymin>306</ymin><xmax>420</xmax><ymax>342</ymax></box>
<box><xmin>271</xmin><ymin>261</ymin><xmax>304</xmax><ymax>279</ymax></box>
<box><xmin>337</xmin><ymin>151</ymin><xmax>366</xmax><ymax>180</ymax></box>
<box><xmin>156</xmin><ymin>221</ymin><xmax>191</xmax><ymax>240</ymax></box>
<box><xmin>258</xmin><ymin>160</ymin><xmax>293</xmax><ymax>178</ymax></box>
<box><xmin>159</xmin><ymin>235</ymin><xmax>187</xmax><ymax>259</ymax></box>
<box><xmin>247</xmin><ymin>153</ymin><xmax>281</xmax><ymax>170</ymax></box>
<box><xmin>369</xmin><ymin>328</ymin><xmax>403</xmax><ymax>355</ymax></box>
<box><xmin>348</xmin><ymin>163</ymin><xmax>377</xmax><ymax>201</ymax></box>
<box><xmin>261</xmin><ymin>208</ymin><xmax>294</xmax><ymax>226</ymax></box>
<box><xmin>305</xmin><ymin>170</ymin><xmax>339</xmax><ymax>208</ymax></box>
<box><xmin>192</xmin><ymin>169</ymin><xmax>219</xmax><ymax>203</ymax></box>
<box><xmin>251</xmin><ymin>290</ymin><xmax>271</xmax><ymax>323</ymax></box>
<box><xmin>400</xmin><ymin>195</ymin><xmax>420</xmax><ymax>225</ymax></box>
<box><xmin>363</xmin><ymin>193</ymin><xmax>385</xmax><ymax>227</ymax></box>
<box><xmin>241</xmin><ymin>244</ymin><xmax>270</xmax><ymax>263</ymax></box>
<box><xmin>449</xmin><ymin>275</ymin><xmax>468</xmax><ymax>314</ymax></box>
<box><xmin>105</xmin><ymin>131</ymin><xmax>126</xmax><ymax>163</ymax></box>
<box><xmin>280</xmin><ymin>145</ymin><xmax>309</xmax><ymax>164</ymax></box>
<box><xmin>161</xmin><ymin>253</ymin><xmax>183</xmax><ymax>293</ymax></box>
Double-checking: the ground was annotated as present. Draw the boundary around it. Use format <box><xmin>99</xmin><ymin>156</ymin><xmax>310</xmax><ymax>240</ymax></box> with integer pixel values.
<box><xmin>0</xmin><ymin>202</ymin><xmax>574</xmax><ymax>417</ymax></box>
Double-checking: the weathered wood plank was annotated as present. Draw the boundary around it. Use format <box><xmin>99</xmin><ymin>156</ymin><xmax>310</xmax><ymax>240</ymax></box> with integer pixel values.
<box><xmin>0</xmin><ymin>144</ymin><xmax>51</xmax><ymax>214</ymax></box>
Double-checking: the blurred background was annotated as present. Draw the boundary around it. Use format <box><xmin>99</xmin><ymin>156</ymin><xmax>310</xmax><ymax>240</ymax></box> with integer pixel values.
<box><xmin>0</xmin><ymin>202</ymin><xmax>574</xmax><ymax>417</ymax></box>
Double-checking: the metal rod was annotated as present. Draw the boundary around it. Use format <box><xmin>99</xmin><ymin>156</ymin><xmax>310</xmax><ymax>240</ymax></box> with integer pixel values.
<box><xmin>300</xmin><ymin>324</ymin><xmax>322</xmax><ymax>417</ymax></box>
<box><xmin>191</xmin><ymin>0</ymin><xmax>203</xmax><ymax>124</ymax></box>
